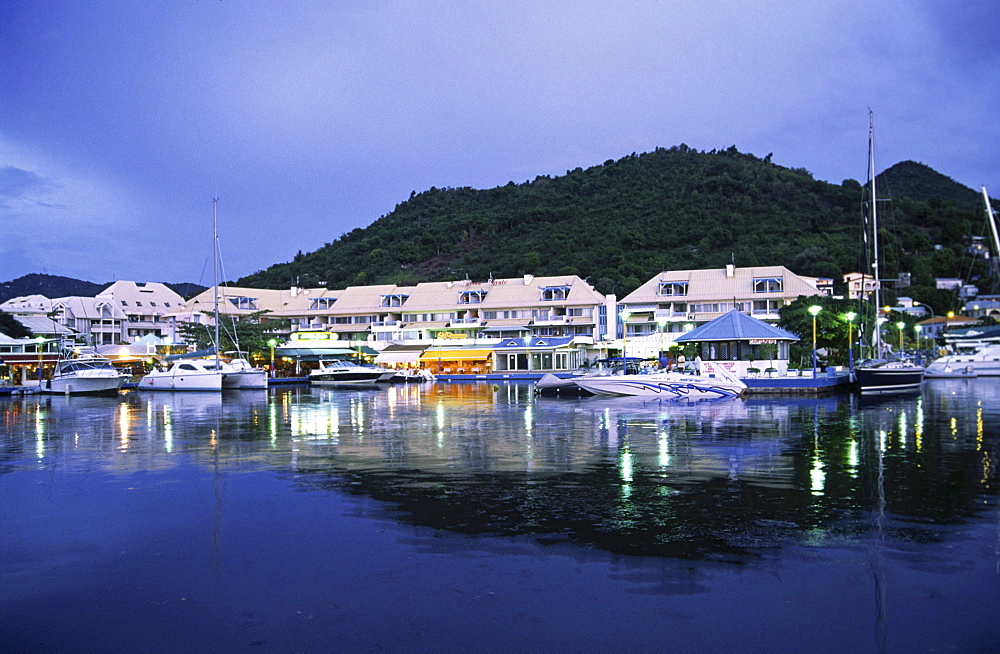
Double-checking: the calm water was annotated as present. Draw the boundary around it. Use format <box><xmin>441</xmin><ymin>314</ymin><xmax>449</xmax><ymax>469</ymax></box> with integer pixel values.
<box><xmin>2</xmin><ymin>381</ymin><xmax>998</xmax><ymax>652</ymax></box>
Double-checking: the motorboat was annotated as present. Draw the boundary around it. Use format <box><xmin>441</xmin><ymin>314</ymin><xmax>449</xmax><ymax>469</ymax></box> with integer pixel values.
<box><xmin>222</xmin><ymin>353</ymin><xmax>268</xmax><ymax>389</ymax></box>
<box><xmin>925</xmin><ymin>343</ymin><xmax>999</xmax><ymax>378</ymax></box>
<box><xmin>137</xmin><ymin>359</ymin><xmax>225</xmax><ymax>391</ymax></box>
<box><xmin>923</xmin><ymin>363</ymin><xmax>977</xmax><ymax>379</ymax></box>
<box><xmin>309</xmin><ymin>360</ymin><xmax>396</xmax><ymax>385</ymax></box>
<box><xmin>574</xmin><ymin>362</ymin><xmax>746</xmax><ymax>400</ymax></box>
<box><xmin>387</xmin><ymin>368</ymin><xmax>436</xmax><ymax>383</ymax></box>
<box><xmin>533</xmin><ymin>357</ymin><xmax>645</xmax><ymax>396</ymax></box>
<box><xmin>41</xmin><ymin>352</ymin><xmax>128</xmax><ymax>396</ymax></box>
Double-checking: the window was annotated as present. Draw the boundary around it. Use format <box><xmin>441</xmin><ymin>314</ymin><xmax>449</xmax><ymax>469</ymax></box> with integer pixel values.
<box><xmin>459</xmin><ymin>290</ymin><xmax>488</xmax><ymax>304</ymax></box>
<box><xmin>658</xmin><ymin>282</ymin><xmax>689</xmax><ymax>296</ymax></box>
<box><xmin>228</xmin><ymin>296</ymin><xmax>258</xmax><ymax>310</ymax></box>
<box><xmin>309</xmin><ymin>298</ymin><xmax>336</xmax><ymax>310</ymax></box>
<box><xmin>380</xmin><ymin>294</ymin><xmax>408</xmax><ymax>307</ymax></box>
<box><xmin>150</xmin><ymin>302</ymin><xmax>157</xmax><ymax>307</ymax></box>
<box><xmin>540</xmin><ymin>286</ymin><xmax>570</xmax><ymax>301</ymax></box>
<box><xmin>753</xmin><ymin>277</ymin><xmax>783</xmax><ymax>293</ymax></box>
<box><xmin>120</xmin><ymin>300</ymin><xmax>128</xmax><ymax>306</ymax></box>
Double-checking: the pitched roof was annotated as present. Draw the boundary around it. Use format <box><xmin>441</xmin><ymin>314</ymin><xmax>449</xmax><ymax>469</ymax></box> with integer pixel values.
<box><xmin>674</xmin><ymin>310</ymin><xmax>799</xmax><ymax>342</ymax></box>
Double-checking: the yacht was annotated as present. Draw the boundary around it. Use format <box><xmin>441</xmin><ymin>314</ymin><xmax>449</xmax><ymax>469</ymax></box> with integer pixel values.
<box><xmin>574</xmin><ymin>362</ymin><xmax>746</xmax><ymax>400</ymax></box>
<box><xmin>925</xmin><ymin>343</ymin><xmax>999</xmax><ymax>377</ymax></box>
<box><xmin>310</xmin><ymin>360</ymin><xmax>395</xmax><ymax>385</ymax></box>
<box><xmin>41</xmin><ymin>352</ymin><xmax>128</xmax><ymax>396</ymax></box>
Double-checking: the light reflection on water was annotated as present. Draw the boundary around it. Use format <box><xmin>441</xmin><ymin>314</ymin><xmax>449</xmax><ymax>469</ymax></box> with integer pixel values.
<box><xmin>3</xmin><ymin>380</ymin><xmax>997</xmax><ymax>558</ymax></box>
<box><xmin>2</xmin><ymin>379</ymin><xmax>999</xmax><ymax>651</ymax></box>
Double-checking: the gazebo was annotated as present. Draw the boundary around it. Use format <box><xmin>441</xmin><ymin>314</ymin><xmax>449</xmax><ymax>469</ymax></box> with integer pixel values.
<box><xmin>674</xmin><ymin>310</ymin><xmax>800</xmax><ymax>376</ymax></box>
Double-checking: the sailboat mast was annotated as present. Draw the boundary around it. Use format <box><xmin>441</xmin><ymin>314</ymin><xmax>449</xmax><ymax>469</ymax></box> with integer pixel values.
<box><xmin>984</xmin><ymin>186</ymin><xmax>1000</xmax><ymax>262</ymax></box>
<box><xmin>868</xmin><ymin>111</ymin><xmax>883</xmax><ymax>355</ymax></box>
<box><xmin>213</xmin><ymin>198</ymin><xmax>220</xmax><ymax>367</ymax></box>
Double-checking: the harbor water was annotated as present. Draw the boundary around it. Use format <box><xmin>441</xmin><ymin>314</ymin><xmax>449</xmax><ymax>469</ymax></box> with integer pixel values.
<box><xmin>2</xmin><ymin>380</ymin><xmax>998</xmax><ymax>652</ymax></box>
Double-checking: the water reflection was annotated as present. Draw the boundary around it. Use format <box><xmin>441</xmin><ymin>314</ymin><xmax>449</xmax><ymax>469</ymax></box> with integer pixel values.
<box><xmin>2</xmin><ymin>380</ymin><xmax>997</xmax><ymax>563</ymax></box>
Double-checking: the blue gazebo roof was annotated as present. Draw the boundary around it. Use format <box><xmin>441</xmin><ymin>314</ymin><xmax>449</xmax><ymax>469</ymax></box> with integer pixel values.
<box><xmin>674</xmin><ymin>310</ymin><xmax>799</xmax><ymax>343</ymax></box>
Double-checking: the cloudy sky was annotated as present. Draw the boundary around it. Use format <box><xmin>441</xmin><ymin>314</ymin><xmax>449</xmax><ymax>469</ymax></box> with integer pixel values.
<box><xmin>2</xmin><ymin>1</ymin><xmax>998</xmax><ymax>285</ymax></box>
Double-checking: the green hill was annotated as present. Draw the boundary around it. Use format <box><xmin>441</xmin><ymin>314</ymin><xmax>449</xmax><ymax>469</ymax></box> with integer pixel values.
<box><xmin>238</xmin><ymin>146</ymin><xmax>993</xmax><ymax>298</ymax></box>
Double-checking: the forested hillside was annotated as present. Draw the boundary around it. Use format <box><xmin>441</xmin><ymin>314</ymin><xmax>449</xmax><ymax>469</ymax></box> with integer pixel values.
<box><xmin>238</xmin><ymin>146</ymin><xmax>993</xmax><ymax>299</ymax></box>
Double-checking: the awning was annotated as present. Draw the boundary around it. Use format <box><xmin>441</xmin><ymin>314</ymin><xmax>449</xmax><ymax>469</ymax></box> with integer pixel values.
<box><xmin>376</xmin><ymin>350</ymin><xmax>424</xmax><ymax>364</ymax></box>
<box><xmin>419</xmin><ymin>348</ymin><xmax>494</xmax><ymax>360</ymax></box>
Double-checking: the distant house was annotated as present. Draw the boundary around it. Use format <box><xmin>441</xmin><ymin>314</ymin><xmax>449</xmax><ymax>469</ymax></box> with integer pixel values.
<box><xmin>843</xmin><ymin>272</ymin><xmax>878</xmax><ymax>300</ymax></box>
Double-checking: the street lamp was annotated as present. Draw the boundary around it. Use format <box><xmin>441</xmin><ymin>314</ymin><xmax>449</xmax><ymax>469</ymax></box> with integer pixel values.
<box><xmin>35</xmin><ymin>336</ymin><xmax>46</xmax><ymax>383</ymax></box>
<box><xmin>267</xmin><ymin>339</ymin><xmax>277</xmax><ymax>377</ymax></box>
<box><xmin>914</xmin><ymin>324</ymin><xmax>923</xmax><ymax>364</ymax></box>
<box><xmin>808</xmin><ymin>305</ymin><xmax>822</xmax><ymax>376</ymax></box>
<box><xmin>895</xmin><ymin>321</ymin><xmax>905</xmax><ymax>356</ymax></box>
<box><xmin>845</xmin><ymin>311</ymin><xmax>856</xmax><ymax>370</ymax></box>
<box><xmin>619</xmin><ymin>309</ymin><xmax>632</xmax><ymax>365</ymax></box>
<box><xmin>655</xmin><ymin>316</ymin><xmax>667</xmax><ymax>366</ymax></box>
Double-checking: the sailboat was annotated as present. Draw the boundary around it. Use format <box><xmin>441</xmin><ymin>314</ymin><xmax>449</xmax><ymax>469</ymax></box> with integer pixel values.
<box><xmin>854</xmin><ymin>112</ymin><xmax>925</xmax><ymax>393</ymax></box>
<box><xmin>139</xmin><ymin>199</ymin><xmax>266</xmax><ymax>391</ymax></box>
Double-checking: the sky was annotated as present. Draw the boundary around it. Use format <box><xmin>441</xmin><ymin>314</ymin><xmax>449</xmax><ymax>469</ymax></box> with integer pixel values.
<box><xmin>2</xmin><ymin>0</ymin><xmax>999</xmax><ymax>286</ymax></box>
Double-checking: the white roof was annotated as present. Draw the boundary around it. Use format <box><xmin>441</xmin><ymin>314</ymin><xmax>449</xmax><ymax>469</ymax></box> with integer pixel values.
<box><xmin>622</xmin><ymin>266</ymin><xmax>820</xmax><ymax>305</ymax></box>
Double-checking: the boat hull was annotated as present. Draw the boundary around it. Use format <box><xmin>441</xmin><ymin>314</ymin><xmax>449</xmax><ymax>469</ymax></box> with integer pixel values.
<box><xmin>222</xmin><ymin>370</ymin><xmax>268</xmax><ymax>389</ymax></box>
<box><xmin>310</xmin><ymin>372</ymin><xmax>393</xmax><ymax>384</ymax></box>
<box><xmin>855</xmin><ymin>365</ymin><xmax>924</xmax><ymax>393</ymax></box>
<box><xmin>138</xmin><ymin>371</ymin><xmax>224</xmax><ymax>391</ymax></box>
<box><xmin>575</xmin><ymin>373</ymin><xmax>745</xmax><ymax>400</ymax></box>
<box><xmin>42</xmin><ymin>374</ymin><xmax>126</xmax><ymax>396</ymax></box>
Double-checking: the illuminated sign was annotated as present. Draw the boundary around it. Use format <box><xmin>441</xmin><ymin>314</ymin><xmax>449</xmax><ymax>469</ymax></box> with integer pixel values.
<box><xmin>291</xmin><ymin>332</ymin><xmax>337</xmax><ymax>341</ymax></box>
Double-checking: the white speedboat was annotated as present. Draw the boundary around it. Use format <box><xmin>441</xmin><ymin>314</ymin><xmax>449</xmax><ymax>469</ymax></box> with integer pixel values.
<box><xmin>41</xmin><ymin>352</ymin><xmax>128</xmax><ymax>396</ymax></box>
<box><xmin>925</xmin><ymin>343</ymin><xmax>999</xmax><ymax>377</ymax></box>
<box><xmin>222</xmin><ymin>354</ymin><xmax>268</xmax><ymax>389</ymax></box>
<box><xmin>309</xmin><ymin>360</ymin><xmax>395</xmax><ymax>385</ymax></box>
<box><xmin>575</xmin><ymin>362</ymin><xmax>746</xmax><ymax>400</ymax></box>
<box><xmin>137</xmin><ymin>359</ymin><xmax>225</xmax><ymax>391</ymax></box>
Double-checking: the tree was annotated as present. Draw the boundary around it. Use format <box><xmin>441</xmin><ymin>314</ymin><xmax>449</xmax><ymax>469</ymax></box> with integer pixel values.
<box><xmin>778</xmin><ymin>296</ymin><xmax>861</xmax><ymax>367</ymax></box>
<box><xmin>177</xmin><ymin>311</ymin><xmax>290</xmax><ymax>361</ymax></box>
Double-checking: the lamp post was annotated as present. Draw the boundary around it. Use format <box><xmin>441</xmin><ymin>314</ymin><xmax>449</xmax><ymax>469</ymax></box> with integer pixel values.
<box><xmin>845</xmin><ymin>311</ymin><xmax>856</xmax><ymax>370</ymax></box>
<box><xmin>34</xmin><ymin>335</ymin><xmax>47</xmax><ymax>384</ymax></box>
<box><xmin>914</xmin><ymin>324</ymin><xmax>923</xmax><ymax>364</ymax></box>
<box><xmin>655</xmin><ymin>316</ymin><xmax>667</xmax><ymax>367</ymax></box>
<box><xmin>619</xmin><ymin>309</ymin><xmax>632</xmax><ymax>365</ymax></box>
<box><xmin>267</xmin><ymin>339</ymin><xmax>277</xmax><ymax>377</ymax></box>
<box><xmin>808</xmin><ymin>305</ymin><xmax>822</xmax><ymax>376</ymax></box>
<box><xmin>895</xmin><ymin>321</ymin><xmax>905</xmax><ymax>356</ymax></box>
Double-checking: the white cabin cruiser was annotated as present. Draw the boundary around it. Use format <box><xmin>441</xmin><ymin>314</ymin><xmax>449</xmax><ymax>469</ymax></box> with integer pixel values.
<box><xmin>310</xmin><ymin>360</ymin><xmax>395</xmax><ymax>385</ymax></box>
<box><xmin>41</xmin><ymin>352</ymin><xmax>128</xmax><ymax>396</ymax></box>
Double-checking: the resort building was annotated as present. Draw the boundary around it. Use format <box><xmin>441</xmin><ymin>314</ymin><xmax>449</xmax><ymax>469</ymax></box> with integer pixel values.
<box><xmin>96</xmin><ymin>281</ymin><xmax>185</xmax><ymax>342</ymax></box>
<box><xmin>180</xmin><ymin>275</ymin><xmax>617</xmax><ymax>376</ymax></box>
<box><xmin>1</xmin><ymin>281</ymin><xmax>184</xmax><ymax>346</ymax></box>
<box><xmin>615</xmin><ymin>265</ymin><xmax>823</xmax><ymax>359</ymax></box>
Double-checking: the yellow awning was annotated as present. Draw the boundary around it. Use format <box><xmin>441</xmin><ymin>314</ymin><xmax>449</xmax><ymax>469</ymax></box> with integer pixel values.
<box><xmin>419</xmin><ymin>349</ymin><xmax>494</xmax><ymax>360</ymax></box>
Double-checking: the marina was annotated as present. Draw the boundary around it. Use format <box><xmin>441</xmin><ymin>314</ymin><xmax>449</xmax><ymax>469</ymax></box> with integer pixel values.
<box><xmin>2</xmin><ymin>378</ymin><xmax>997</xmax><ymax>651</ymax></box>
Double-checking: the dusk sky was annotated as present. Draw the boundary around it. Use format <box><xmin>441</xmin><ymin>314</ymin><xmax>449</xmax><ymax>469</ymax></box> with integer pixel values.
<box><xmin>2</xmin><ymin>1</ymin><xmax>998</xmax><ymax>286</ymax></box>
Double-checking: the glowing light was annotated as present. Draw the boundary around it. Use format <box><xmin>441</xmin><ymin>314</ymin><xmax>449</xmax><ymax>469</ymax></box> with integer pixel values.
<box><xmin>118</xmin><ymin>403</ymin><xmax>130</xmax><ymax>451</ymax></box>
